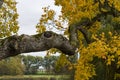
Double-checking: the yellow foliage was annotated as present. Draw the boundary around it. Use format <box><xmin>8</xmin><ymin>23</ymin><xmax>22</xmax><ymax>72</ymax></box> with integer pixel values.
<box><xmin>0</xmin><ymin>0</ymin><xmax>19</xmax><ymax>38</ymax></box>
<box><xmin>55</xmin><ymin>54</ymin><xmax>72</xmax><ymax>71</ymax></box>
<box><xmin>74</xmin><ymin>32</ymin><xmax>120</xmax><ymax>79</ymax></box>
<box><xmin>108</xmin><ymin>0</ymin><xmax>120</xmax><ymax>11</ymax></box>
<box><xmin>55</xmin><ymin>0</ymin><xmax>99</xmax><ymax>24</ymax></box>
<box><xmin>89</xmin><ymin>21</ymin><xmax>101</xmax><ymax>34</ymax></box>
<box><xmin>36</xmin><ymin>6</ymin><xmax>66</xmax><ymax>33</ymax></box>
<box><xmin>36</xmin><ymin>7</ymin><xmax>55</xmax><ymax>33</ymax></box>
<box><xmin>36</xmin><ymin>24</ymin><xmax>46</xmax><ymax>34</ymax></box>
<box><xmin>53</xmin><ymin>0</ymin><xmax>120</xmax><ymax>79</ymax></box>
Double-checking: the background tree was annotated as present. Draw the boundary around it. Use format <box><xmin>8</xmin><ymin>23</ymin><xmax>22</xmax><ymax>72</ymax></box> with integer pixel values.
<box><xmin>22</xmin><ymin>55</ymin><xmax>43</xmax><ymax>74</ymax></box>
<box><xmin>42</xmin><ymin>55</ymin><xmax>58</xmax><ymax>74</ymax></box>
<box><xmin>0</xmin><ymin>56</ymin><xmax>25</xmax><ymax>75</ymax></box>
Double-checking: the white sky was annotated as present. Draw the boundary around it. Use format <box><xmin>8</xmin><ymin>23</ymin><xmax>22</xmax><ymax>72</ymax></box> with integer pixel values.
<box><xmin>16</xmin><ymin>0</ymin><xmax>61</xmax><ymax>56</ymax></box>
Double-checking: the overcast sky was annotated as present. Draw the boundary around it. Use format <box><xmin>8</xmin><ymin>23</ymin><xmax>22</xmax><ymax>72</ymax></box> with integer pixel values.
<box><xmin>16</xmin><ymin>0</ymin><xmax>61</xmax><ymax>35</ymax></box>
<box><xmin>16</xmin><ymin>0</ymin><xmax>61</xmax><ymax>56</ymax></box>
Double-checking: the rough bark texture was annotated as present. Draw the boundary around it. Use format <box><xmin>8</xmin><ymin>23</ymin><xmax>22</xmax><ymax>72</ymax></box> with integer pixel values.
<box><xmin>0</xmin><ymin>31</ymin><xmax>78</xmax><ymax>60</ymax></box>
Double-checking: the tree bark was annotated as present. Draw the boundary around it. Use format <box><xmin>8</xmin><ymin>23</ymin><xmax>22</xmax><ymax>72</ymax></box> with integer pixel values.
<box><xmin>0</xmin><ymin>31</ymin><xmax>77</xmax><ymax>60</ymax></box>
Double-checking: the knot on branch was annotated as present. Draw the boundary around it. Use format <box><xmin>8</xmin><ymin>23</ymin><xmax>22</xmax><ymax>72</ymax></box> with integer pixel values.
<box><xmin>43</xmin><ymin>31</ymin><xmax>53</xmax><ymax>38</ymax></box>
<box><xmin>42</xmin><ymin>31</ymin><xmax>55</xmax><ymax>40</ymax></box>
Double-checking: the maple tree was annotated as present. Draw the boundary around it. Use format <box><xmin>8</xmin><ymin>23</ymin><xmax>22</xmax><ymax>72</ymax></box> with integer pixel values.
<box><xmin>0</xmin><ymin>0</ymin><xmax>120</xmax><ymax>80</ymax></box>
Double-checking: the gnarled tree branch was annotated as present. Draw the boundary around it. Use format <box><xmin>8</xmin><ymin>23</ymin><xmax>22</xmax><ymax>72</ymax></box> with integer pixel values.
<box><xmin>0</xmin><ymin>31</ymin><xmax>78</xmax><ymax>60</ymax></box>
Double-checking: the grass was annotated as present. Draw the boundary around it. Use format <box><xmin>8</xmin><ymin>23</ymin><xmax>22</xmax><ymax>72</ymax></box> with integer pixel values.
<box><xmin>0</xmin><ymin>75</ymin><xmax>70</xmax><ymax>80</ymax></box>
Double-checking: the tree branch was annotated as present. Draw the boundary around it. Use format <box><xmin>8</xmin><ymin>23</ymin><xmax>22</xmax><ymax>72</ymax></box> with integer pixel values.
<box><xmin>0</xmin><ymin>31</ymin><xmax>77</xmax><ymax>60</ymax></box>
<box><xmin>69</xmin><ymin>24</ymin><xmax>79</xmax><ymax>48</ymax></box>
<box><xmin>77</xmin><ymin>26</ymin><xmax>91</xmax><ymax>44</ymax></box>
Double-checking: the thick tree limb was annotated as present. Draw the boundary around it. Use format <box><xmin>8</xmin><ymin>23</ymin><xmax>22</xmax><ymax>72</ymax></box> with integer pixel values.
<box><xmin>69</xmin><ymin>24</ymin><xmax>79</xmax><ymax>47</ymax></box>
<box><xmin>0</xmin><ymin>31</ymin><xmax>77</xmax><ymax>60</ymax></box>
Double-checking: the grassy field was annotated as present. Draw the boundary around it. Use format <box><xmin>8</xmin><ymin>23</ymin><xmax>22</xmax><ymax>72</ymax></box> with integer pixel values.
<box><xmin>0</xmin><ymin>75</ymin><xmax>70</xmax><ymax>80</ymax></box>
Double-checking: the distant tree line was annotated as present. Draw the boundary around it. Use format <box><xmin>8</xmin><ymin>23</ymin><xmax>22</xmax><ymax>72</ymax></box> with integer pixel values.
<box><xmin>0</xmin><ymin>54</ymin><xmax>77</xmax><ymax>75</ymax></box>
